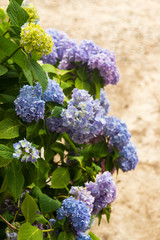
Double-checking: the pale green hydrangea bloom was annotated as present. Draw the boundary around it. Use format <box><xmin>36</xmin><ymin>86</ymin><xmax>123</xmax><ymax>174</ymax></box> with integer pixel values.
<box><xmin>22</xmin><ymin>2</ymin><xmax>39</xmax><ymax>23</ymax></box>
<box><xmin>20</xmin><ymin>22</ymin><xmax>53</xmax><ymax>57</ymax></box>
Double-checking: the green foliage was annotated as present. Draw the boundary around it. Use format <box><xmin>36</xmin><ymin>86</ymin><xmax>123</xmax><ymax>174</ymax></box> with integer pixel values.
<box><xmin>0</xmin><ymin>1</ymin><xmax>123</xmax><ymax>239</ymax></box>
<box><xmin>18</xmin><ymin>222</ymin><xmax>43</xmax><ymax>240</ymax></box>
<box><xmin>21</xmin><ymin>193</ymin><xmax>38</xmax><ymax>224</ymax></box>
<box><xmin>51</xmin><ymin>167</ymin><xmax>70</xmax><ymax>189</ymax></box>
<box><xmin>89</xmin><ymin>232</ymin><xmax>100</xmax><ymax>240</ymax></box>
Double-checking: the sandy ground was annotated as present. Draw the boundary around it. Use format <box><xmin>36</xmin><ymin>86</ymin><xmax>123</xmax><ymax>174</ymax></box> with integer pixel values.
<box><xmin>1</xmin><ymin>0</ymin><xmax>160</xmax><ymax>239</ymax></box>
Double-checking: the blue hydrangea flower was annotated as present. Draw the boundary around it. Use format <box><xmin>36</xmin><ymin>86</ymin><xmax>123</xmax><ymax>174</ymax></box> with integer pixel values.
<box><xmin>70</xmin><ymin>186</ymin><xmax>95</xmax><ymax>212</ymax></box>
<box><xmin>60</xmin><ymin>88</ymin><xmax>106</xmax><ymax>144</ymax></box>
<box><xmin>57</xmin><ymin>196</ymin><xmax>91</xmax><ymax>232</ymax></box>
<box><xmin>85</xmin><ymin>171</ymin><xmax>117</xmax><ymax>215</ymax></box>
<box><xmin>117</xmin><ymin>142</ymin><xmax>139</xmax><ymax>172</ymax></box>
<box><xmin>75</xmin><ymin>232</ymin><xmax>91</xmax><ymax>240</ymax></box>
<box><xmin>104</xmin><ymin>116</ymin><xmax>131</xmax><ymax>150</ymax></box>
<box><xmin>99</xmin><ymin>88</ymin><xmax>110</xmax><ymax>115</ymax></box>
<box><xmin>14</xmin><ymin>84</ymin><xmax>45</xmax><ymax>123</ymax></box>
<box><xmin>13</xmin><ymin>139</ymin><xmax>39</xmax><ymax>163</ymax></box>
<box><xmin>42</xmin><ymin>78</ymin><xmax>64</xmax><ymax>104</ymax></box>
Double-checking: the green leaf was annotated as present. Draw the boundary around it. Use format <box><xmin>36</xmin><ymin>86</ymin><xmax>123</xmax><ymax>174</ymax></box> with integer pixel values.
<box><xmin>77</xmin><ymin>66</ymin><xmax>88</xmax><ymax>81</ymax></box>
<box><xmin>42</xmin><ymin>64</ymin><xmax>57</xmax><ymax>74</ymax></box>
<box><xmin>51</xmin><ymin>167</ymin><xmax>70</xmax><ymax>189</ymax></box>
<box><xmin>0</xmin><ymin>118</ymin><xmax>20</xmax><ymax>139</ymax></box>
<box><xmin>21</xmin><ymin>193</ymin><xmax>38</xmax><ymax>224</ymax></box>
<box><xmin>26</xmin><ymin>121</ymin><xmax>42</xmax><ymax>139</ymax></box>
<box><xmin>18</xmin><ymin>222</ymin><xmax>43</xmax><ymax>240</ymax></box>
<box><xmin>51</xmin><ymin>142</ymin><xmax>66</xmax><ymax>159</ymax></box>
<box><xmin>51</xmin><ymin>106</ymin><xmax>63</xmax><ymax>118</ymax></box>
<box><xmin>0</xmin><ymin>94</ymin><xmax>16</xmax><ymax>104</ymax></box>
<box><xmin>26</xmin><ymin>58</ymin><xmax>48</xmax><ymax>91</ymax></box>
<box><xmin>92</xmin><ymin>141</ymin><xmax>109</xmax><ymax>159</ymax></box>
<box><xmin>0</xmin><ymin>157</ymin><xmax>12</xmax><ymax>167</ymax></box>
<box><xmin>0</xmin><ymin>8</ymin><xmax>6</xmax><ymax>21</ymax></box>
<box><xmin>7</xmin><ymin>0</ymin><xmax>29</xmax><ymax>27</ymax></box>
<box><xmin>0</xmin><ymin>144</ymin><xmax>13</xmax><ymax>160</ymax></box>
<box><xmin>36</xmin><ymin>158</ymin><xmax>50</xmax><ymax>188</ymax></box>
<box><xmin>0</xmin><ymin>160</ymin><xmax>24</xmax><ymax>201</ymax></box>
<box><xmin>89</xmin><ymin>232</ymin><xmax>100</xmax><ymax>240</ymax></box>
<box><xmin>75</xmin><ymin>77</ymin><xmax>90</xmax><ymax>91</ymax></box>
<box><xmin>0</xmin><ymin>36</ymin><xmax>28</xmax><ymax>69</ymax></box>
<box><xmin>35</xmin><ymin>214</ymin><xmax>48</xmax><ymax>224</ymax></box>
<box><xmin>62</xmin><ymin>132</ymin><xmax>78</xmax><ymax>154</ymax></box>
<box><xmin>91</xmin><ymin>70</ymin><xmax>102</xmax><ymax>99</ymax></box>
<box><xmin>0</xmin><ymin>65</ymin><xmax>8</xmax><ymax>76</ymax></box>
<box><xmin>105</xmin><ymin>205</ymin><xmax>111</xmax><ymax>223</ymax></box>
<box><xmin>39</xmin><ymin>193</ymin><xmax>61</xmax><ymax>214</ymax></box>
<box><xmin>58</xmin><ymin>231</ymin><xmax>74</xmax><ymax>240</ymax></box>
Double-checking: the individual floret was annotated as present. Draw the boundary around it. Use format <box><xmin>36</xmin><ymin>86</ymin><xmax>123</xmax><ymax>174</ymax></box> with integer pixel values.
<box><xmin>20</xmin><ymin>22</ymin><xmax>53</xmax><ymax>57</ymax></box>
<box><xmin>57</xmin><ymin>196</ymin><xmax>91</xmax><ymax>233</ymax></box>
<box><xmin>116</xmin><ymin>142</ymin><xmax>139</xmax><ymax>172</ymax></box>
<box><xmin>13</xmin><ymin>139</ymin><xmax>39</xmax><ymax>163</ymax></box>
<box><xmin>85</xmin><ymin>171</ymin><xmax>117</xmax><ymax>215</ymax></box>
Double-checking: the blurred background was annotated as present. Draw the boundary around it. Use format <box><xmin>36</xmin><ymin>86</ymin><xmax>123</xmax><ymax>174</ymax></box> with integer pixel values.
<box><xmin>1</xmin><ymin>0</ymin><xmax>160</xmax><ymax>239</ymax></box>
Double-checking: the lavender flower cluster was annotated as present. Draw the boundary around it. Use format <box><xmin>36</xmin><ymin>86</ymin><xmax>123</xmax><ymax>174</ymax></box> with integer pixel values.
<box><xmin>13</xmin><ymin>139</ymin><xmax>39</xmax><ymax>163</ymax></box>
<box><xmin>46</xmin><ymin>88</ymin><xmax>107</xmax><ymax>144</ymax></box>
<box><xmin>14</xmin><ymin>78</ymin><xmax>64</xmax><ymax>123</ymax></box>
<box><xmin>103</xmin><ymin>116</ymin><xmax>139</xmax><ymax>172</ymax></box>
<box><xmin>57</xmin><ymin>196</ymin><xmax>91</xmax><ymax>233</ymax></box>
<box><xmin>42</xmin><ymin>28</ymin><xmax>119</xmax><ymax>86</ymax></box>
<box><xmin>70</xmin><ymin>171</ymin><xmax>117</xmax><ymax>215</ymax></box>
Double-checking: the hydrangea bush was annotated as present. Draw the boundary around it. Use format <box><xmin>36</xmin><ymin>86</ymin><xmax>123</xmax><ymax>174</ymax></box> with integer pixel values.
<box><xmin>0</xmin><ymin>1</ymin><xmax>139</xmax><ymax>239</ymax></box>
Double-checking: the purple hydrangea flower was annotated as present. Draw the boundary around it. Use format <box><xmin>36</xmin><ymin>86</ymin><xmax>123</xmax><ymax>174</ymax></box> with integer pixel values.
<box><xmin>60</xmin><ymin>88</ymin><xmax>106</xmax><ymax>144</ymax></box>
<box><xmin>85</xmin><ymin>171</ymin><xmax>117</xmax><ymax>215</ymax></box>
<box><xmin>70</xmin><ymin>186</ymin><xmax>95</xmax><ymax>212</ymax></box>
<box><xmin>57</xmin><ymin>196</ymin><xmax>91</xmax><ymax>232</ymax></box>
<box><xmin>42</xmin><ymin>78</ymin><xmax>64</xmax><ymax>104</ymax></box>
<box><xmin>75</xmin><ymin>232</ymin><xmax>91</xmax><ymax>240</ymax></box>
<box><xmin>117</xmin><ymin>142</ymin><xmax>139</xmax><ymax>172</ymax></box>
<box><xmin>14</xmin><ymin>85</ymin><xmax>45</xmax><ymax>123</ymax></box>
<box><xmin>13</xmin><ymin>139</ymin><xmax>39</xmax><ymax>163</ymax></box>
<box><xmin>45</xmin><ymin>117</ymin><xmax>65</xmax><ymax>133</ymax></box>
<box><xmin>104</xmin><ymin>116</ymin><xmax>131</xmax><ymax>150</ymax></box>
<box><xmin>88</xmin><ymin>51</ymin><xmax>119</xmax><ymax>85</ymax></box>
<box><xmin>42</xmin><ymin>28</ymin><xmax>77</xmax><ymax>65</ymax></box>
<box><xmin>99</xmin><ymin>88</ymin><xmax>110</xmax><ymax>115</ymax></box>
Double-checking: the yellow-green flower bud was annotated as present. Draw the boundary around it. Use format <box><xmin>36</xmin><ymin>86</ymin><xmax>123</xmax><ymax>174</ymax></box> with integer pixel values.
<box><xmin>22</xmin><ymin>2</ymin><xmax>39</xmax><ymax>23</ymax></box>
<box><xmin>20</xmin><ymin>22</ymin><xmax>53</xmax><ymax>58</ymax></box>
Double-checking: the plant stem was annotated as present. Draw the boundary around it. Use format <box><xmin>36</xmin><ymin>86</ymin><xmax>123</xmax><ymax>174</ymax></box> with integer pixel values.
<box><xmin>42</xmin><ymin>228</ymin><xmax>54</xmax><ymax>232</ymax></box>
<box><xmin>1</xmin><ymin>46</ymin><xmax>22</xmax><ymax>64</ymax></box>
<box><xmin>0</xmin><ymin>215</ymin><xmax>19</xmax><ymax>231</ymax></box>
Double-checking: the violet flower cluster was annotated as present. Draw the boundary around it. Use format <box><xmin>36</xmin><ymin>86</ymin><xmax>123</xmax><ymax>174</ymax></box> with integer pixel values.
<box><xmin>46</xmin><ymin>88</ymin><xmax>107</xmax><ymax>144</ymax></box>
<box><xmin>103</xmin><ymin>116</ymin><xmax>139</xmax><ymax>171</ymax></box>
<box><xmin>75</xmin><ymin>232</ymin><xmax>91</xmax><ymax>240</ymax></box>
<box><xmin>42</xmin><ymin>28</ymin><xmax>77</xmax><ymax>65</ymax></box>
<box><xmin>85</xmin><ymin>171</ymin><xmax>117</xmax><ymax>215</ymax></box>
<box><xmin>57</xmin><ymin>196</ymin><xmax>91</xmax><ymax>233</ymax></box>
<box><xmin>13</xmin><ymin>139</ymin><xmax>39</xmax><ymax>163</ymax></box>
<box><xmin>14</xmin><ymin>78</ymin><xmax>64</xmax><ymax>123</ymax></box>
<box><xmin>117</xmin><ymin>142</ymin><xmax>139</xmax><ymax>172</ymax></box>
<box><xmin>69</xmin><ymin>186</ymin><xmax>95</xmax><ymax>213</ymax></box>
<box><xmin>42</xmin><ymin>28</ymin><xmax>119</xmax><ymax>86</ymax></box>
